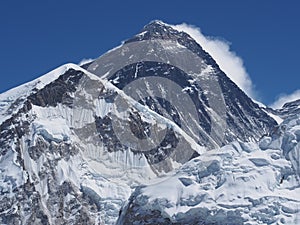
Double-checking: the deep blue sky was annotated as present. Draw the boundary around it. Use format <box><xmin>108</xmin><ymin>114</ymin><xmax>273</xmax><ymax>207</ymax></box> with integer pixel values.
<box><xmin>1</xmin><ymin>0</ymin><xmax>299</xmax><ymax>105</ymax></box>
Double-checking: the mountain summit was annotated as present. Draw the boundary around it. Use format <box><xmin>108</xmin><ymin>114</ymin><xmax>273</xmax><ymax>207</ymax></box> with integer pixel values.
<box><xmin>0</xmin><ymin>21</ymin><xmax>298</xmax><ymax>224</ymax></box>
<box><xmin>87</xmin><ymin>20</ymin><xmax>276</xmax><ymax>149</ymax></box>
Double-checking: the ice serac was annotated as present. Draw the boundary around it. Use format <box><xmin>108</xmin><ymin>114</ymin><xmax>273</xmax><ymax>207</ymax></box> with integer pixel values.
<box><xmin>117</xmin><ymin>107</ymin><xmax>300</xmax><ymax>225</ymax></box>
<box><xmin>87</xmin><ymin>20</ymin><xmax>276</xmax><ymax>150</ymax></box>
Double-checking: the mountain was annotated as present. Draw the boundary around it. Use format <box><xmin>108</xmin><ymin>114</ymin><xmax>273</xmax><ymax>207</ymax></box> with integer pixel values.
<box><xmin>86</xmin><ymin>21</ymin><xmax>276</xmax><ymax>150</ymax></box>
<box><xmin>0</xmin><ymin>21</ymin><xmax>294</xmax><ymax>225</ymax></box>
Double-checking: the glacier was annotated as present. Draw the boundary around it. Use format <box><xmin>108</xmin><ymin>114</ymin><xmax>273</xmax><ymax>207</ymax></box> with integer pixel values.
<box><xmin>117</xmin><ymin>112</ymin><xmax>300</xmax><ymax>224</ymax></box>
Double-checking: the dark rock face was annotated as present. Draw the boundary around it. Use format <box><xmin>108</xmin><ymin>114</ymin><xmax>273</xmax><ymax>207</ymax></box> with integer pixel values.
<box><xmin>109</xmin><ymin>60</ymin><xmax>276</xmax><ymax>147</ymax></box>
<box><xmin>1</xmin><ymin>182</ymin><xmax>50</xmax><ymax>225</ymax></box>
<box><xmin>95</xmin><ymin>115</ymin><xmax>124</xmax><ymax>152</ymax></box>
<box><xmin>267</xmin><ymin>99</ymin><xmax>300</xmax><ymax>119</ymax></box>
<box><xmin>28</xmin><ymin>69</ymin><xmax>84</xmax><ymax>107</ymax></box>
<box><xmin>94</xmin><ymin>111</ymin><xmax>184</xmax><ymax>166</ymax></box>
<box><xmin>0</xmin><ymin>99</ymin><xmax>32</xmax><ymax>169</ymax></box>
<box><xmin>216</xmin><ymin>73</ymin><xmax>277</xmax><ymax>142</ymax></box>
<box><xmin>110</xmin><ymin>61</ymin><xmax>210</xmax><ymax>133</ymax></box>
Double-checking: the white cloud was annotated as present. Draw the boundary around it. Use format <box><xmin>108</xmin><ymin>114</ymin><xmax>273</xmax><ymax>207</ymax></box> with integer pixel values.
<box><xmin>78</xmin><ymin>58</ymin><xmax>94</xmax><ymax>66</ymax></box>
<box><xmin>172</xmin><ymin>23</ymin><xmax>255</xmax><ymax>98</ymax></box>
<box><xmin>270</xmin><ymin>89</ymin><xmax>300</xmax><ymax>109</ymax></box>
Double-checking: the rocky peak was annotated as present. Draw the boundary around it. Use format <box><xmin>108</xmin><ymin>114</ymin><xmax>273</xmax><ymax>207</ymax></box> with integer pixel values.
<box><xmin>124</xmin><ymin>20</ymin><xmax>217</xmax><ymax>66</ymax></box>
<box><xmin>266</xmin><ymin>99</ymin><xmax>300</xmax><ymax>119</ymax></box>
<box><xmin>282</xmin><ymin>98</ymin><xmax>300</xmax><ymax>109</ymax></box>
<box><xmin>136</xmin><ymin>20</ymin><xmax>185</xmax><ymax>40</ymax></box>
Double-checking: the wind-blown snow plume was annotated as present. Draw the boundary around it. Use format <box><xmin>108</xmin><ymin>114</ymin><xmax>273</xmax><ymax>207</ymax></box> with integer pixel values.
<box><xmin>270</xmin><ymin>89</ymin><xmax>300</xmax><ymax>109</ymax></box>
<box><xmin>172</xmin><ymin>23</ymin><xmax>255</xmax><ymax>98</ymax></box>
<box><xmin>78</xmin><ymin>58</ymin><xmax>94</xmax><ymax>66</ymax></box>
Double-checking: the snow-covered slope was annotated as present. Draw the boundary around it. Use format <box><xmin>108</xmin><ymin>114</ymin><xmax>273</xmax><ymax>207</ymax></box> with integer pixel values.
<box><xmin>117</xmin><ymin>112</ymin><xmax>300</xmax><ymax>225</ymax></box>
<box><xmin>0</xmin><ymin>64</ymin><xmax>73</xmax><ymax>124</ymax></box>
<box><xmin>0</xmin><ymin>63</ymin><xmax>206</xmax><ymax>224</ymax></box>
